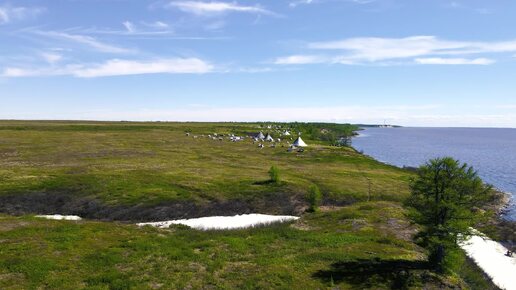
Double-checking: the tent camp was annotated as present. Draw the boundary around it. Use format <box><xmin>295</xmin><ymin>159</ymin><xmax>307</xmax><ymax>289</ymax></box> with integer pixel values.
<box><xmin>292</xmin><ymin>137</ymin><xmax>307</xmax><ymax>147</ymax></box>
<box><xmin>264</xmin><ymin>133</ymin><xmax>274</xmax><ymax>142</ymax></box>
<box><xmin>256</xmin><ymin>132</ymin><xmax>265</xmax><ymax>140</ymax></box>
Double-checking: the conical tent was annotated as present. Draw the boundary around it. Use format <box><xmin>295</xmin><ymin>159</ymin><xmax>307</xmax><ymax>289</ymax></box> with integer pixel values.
<box><xmin>257</xmin><ymin>132</ymin><xmax>265</xmax><ymax>139</ymax></box>
<box><xmin>292</xmin><ymin>137</ymin><xmax>307</xmax><ymax>147</ymax></box>
<box><xmin>283</xmin><ymin>130</ymin><xmax>291</xmax><ymax>136</ymax></box>
<box><xmin>264</xmin><ymin>133</ymin><xmax>274</xmax><ymax>142</ymax></box>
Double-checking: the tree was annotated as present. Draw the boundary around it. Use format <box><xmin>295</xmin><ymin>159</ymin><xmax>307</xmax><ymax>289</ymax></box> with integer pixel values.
<box><xmin>407</xmin><ymin>157</ymin><xmax>492</xmax><ymax>273</ymax></box>
<box><xmin>268</xmin><ymin>165</ymin><xmax>280</xmax><ymax>184</ymax></box>
<box><xmin>307</xmin><ymin>184</ymin><xmax>322</xmax><ymax>212</ymax></box>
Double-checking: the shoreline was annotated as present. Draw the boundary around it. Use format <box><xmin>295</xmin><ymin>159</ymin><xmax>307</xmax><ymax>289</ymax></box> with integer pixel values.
<box><xmin>352</xmin><ymin>146</ymin><xmax>515</xmax><ymax>248</ymax></box>
<box><xmin>352</xmin><ymin>145</ymin><xmax>516</xmax><ymax>289</ymax></box>
<box><xmin>352</xmin><ymin>148</ymin><xmax>515</xmax><ymax>221</ymax></box>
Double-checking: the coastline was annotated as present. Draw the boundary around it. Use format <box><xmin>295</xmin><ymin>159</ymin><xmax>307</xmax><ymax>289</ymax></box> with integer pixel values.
<box><xmin>353</xmin><ymin>147</ymin><xmax>516</xmax><ymax>289</ymax></box>
<box><xmin>352</xmin><ymin>126</ymin><xmax>516</xmax><ymax>222</ymax></box>
<box><xmin>352</xmin><ymin>146</ymin><xmax>515</xmax><ymax>245</ymax></box>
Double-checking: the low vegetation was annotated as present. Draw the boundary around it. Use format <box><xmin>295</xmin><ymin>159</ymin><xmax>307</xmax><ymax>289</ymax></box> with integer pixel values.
<box><xmin>268</xmin><ymin>165</ymin><xmax>280</xmax><ymax>184</ymax></box>
<box><xmin>307</xmin><ymin>184</ymin><xmax>322</xmax><ymax>212</ymax></box>
<box><xmin>0</xmin><ymin>121</ymin><xmax>498</xmax><ymax>288</ymax></box>
<box><xmin>0</xmin><ymin>121</ymin><xmax>407</xmax><ymax>216</ymax></box>
<box><xmin>0</xmin><ymin>203</ymin><xmax>424</xmax><ymax>289</ymax></box>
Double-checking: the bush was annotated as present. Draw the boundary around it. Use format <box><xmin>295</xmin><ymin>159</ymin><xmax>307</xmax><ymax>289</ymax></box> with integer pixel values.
<box><xmin>268</xmin><ymin>166</ymin><xmax>280</xmax><ymax>183</ymax></box>
<box><xmin>307</xmin><ymin>184</ymin><xmax>322</xmax><ymax>212</ymax></box>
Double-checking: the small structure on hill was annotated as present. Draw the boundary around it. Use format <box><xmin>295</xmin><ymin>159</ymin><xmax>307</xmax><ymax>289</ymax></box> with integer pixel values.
<box><xmin>256</xmin><ymin>131</ymin><xmax>265</xmax><ymax>140</ymax></box>
<box><xmin>264</xmin><ymin>133</ymin><xmax>274</xmax><ymax>142</ymax></box>
<box><xmin>292</xmin><ymin>136</ymin><xmax>307</xmax><ymax>147</ymax></box>
<box><xmin>283</xmin><ymin>130</ymin><xmax>291</xmax><ymax>136</ymax></box>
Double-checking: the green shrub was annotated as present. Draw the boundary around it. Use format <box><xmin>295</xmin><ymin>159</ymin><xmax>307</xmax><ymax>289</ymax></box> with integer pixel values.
<box><xmin>307</xmin><ymin>184</ymin><xmax>322</xmax><ymax>212</ymax></box>
<box><xmin>408</xmin><ymin>157</ymin><xmax>492</xmax><ymax>273</ymax></box>
<box><xmin>268</xmin><ymin>165</ymin><xmax>280</xmax><ymax>183</ymax></box>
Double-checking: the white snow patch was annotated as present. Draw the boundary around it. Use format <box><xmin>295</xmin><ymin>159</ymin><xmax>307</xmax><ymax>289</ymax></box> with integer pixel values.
<box><xmin>460</xmin><ymin>230</ymin><xmax>516</xmax><ymax>290</ymax></box>
<box><xmin>137</xmin><ymin>214</ymin><xmax>299</xmax><ymax>230</ymax></box>
<box><xmin>35</xmin><ymin>214</ymin><xmax>82</xmax><ymax>221</ymax></box>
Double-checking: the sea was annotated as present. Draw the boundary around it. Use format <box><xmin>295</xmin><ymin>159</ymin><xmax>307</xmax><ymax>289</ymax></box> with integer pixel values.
<box><xmin>352</xmin><ymin>127</ymin><xmax>516</xmax><ymax>220</ymax></box>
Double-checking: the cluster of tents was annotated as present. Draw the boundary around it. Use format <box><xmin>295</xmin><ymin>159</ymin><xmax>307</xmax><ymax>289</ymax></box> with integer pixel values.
<box><xmin>255</xmin><ymin>131</ymin><xmax>307</xmax><ymax>147</ymax></box>
<box><xmin>186</xmin><ymin>130</ymin><xmax>308</xmax><ymax>149</ymax></box>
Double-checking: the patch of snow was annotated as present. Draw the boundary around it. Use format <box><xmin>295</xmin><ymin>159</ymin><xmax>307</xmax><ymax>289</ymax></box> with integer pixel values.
<box><xmin>137</xmin><ymin>214</ymin><xmax>299</xmax><ymax>230</ymax></box>
<box><xmin>460</xmin><ymin>230</ymin><xmax>516</xmax><ymax>290</ymax></box>
<box><xmin>35</xmin><ymin>214</ymin><xmax>82</xmax><ymax>221</ymax></box>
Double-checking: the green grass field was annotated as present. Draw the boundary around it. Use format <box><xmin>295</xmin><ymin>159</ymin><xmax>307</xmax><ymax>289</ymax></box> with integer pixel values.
<box><xmin>0</xmin><ymin>121</ymin><xmax>407</xmax><ymax>214</ymax></box>
<box><xmin>0</xmin><ymin>121</ymin><xmax>493</xmax><ymax>289</ymax></box>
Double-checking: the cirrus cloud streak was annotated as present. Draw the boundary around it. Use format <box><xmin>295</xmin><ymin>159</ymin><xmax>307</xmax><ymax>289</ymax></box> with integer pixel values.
<box><xmin>1</xmin><ymin>58</ymin><xmax>213</xmax><ymax>78</ymax></box>
<box><xmin>0</xmin><ymin>4</ymin><xmax>44</xmax><ymax>24</ymax></box>
<box><xmin>166</xmin><ymin>1</ymin><xmax>278</xmax><ymax>16</ymax></box>
<box><xmin>275</xmin><ymin>36</ymin><xmax>516</xmax><ymax>66</ymax></box>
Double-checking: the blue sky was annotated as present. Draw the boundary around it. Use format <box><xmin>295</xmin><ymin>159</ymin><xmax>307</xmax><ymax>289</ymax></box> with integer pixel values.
<box><xmin>1</xmin><ymin>0</ymin><xmax>516</xmax><ymax>127</ymax></box>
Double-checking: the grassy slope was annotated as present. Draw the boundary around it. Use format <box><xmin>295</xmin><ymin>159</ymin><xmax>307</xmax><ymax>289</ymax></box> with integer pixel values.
<box><xmin>0</xmin><ymin>203</ymin><xmax>422</xmax><ymax>289</ymax></box>
<box><xmin>0</xmin><ymin>121</ymin><xmax>493</xmax><ymax>289</ymax></box>
<box><xmin>0</xmin><ymin>121</ymin><xmax>407</xmax><ymax>207</ymax></box>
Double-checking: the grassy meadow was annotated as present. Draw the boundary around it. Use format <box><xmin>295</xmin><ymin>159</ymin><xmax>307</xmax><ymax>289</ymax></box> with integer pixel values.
<box><xmin>0</xmin><ymin>121</ymin><xmax>493</xmax><ymax>289</ymax></box>
<box><xmin>0</xmin><ymin>121</ymin><xmax>407</xmax><ymax>211</ymax></box>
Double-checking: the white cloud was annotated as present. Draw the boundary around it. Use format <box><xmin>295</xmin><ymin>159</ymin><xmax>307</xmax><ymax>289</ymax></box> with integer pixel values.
<box><xmin>289</xmin><ymin>0</ymin><xmax>375</xmax><ymax>7</ymax></box>
<box><xmin>41</xmin><ymin>52</ymin><xmax>63</xmax><ymax>64</ymax></box>
<box><xmin>167</xmin><ymin>1</ymin><xmax>277</xmax><ymax>16</ymax></box>
<box><xmin>0</xmin><ymin>5</ymin><xmax>44</xmax><ymax>24</ymax></box>
<box><xmin>309</xmin><ymin>36</ymin><xmax>516</xmax><ymax>60</ymax></box>
<box><xmin>36</xmin><ymin>31</ymin><xmax>133</xmax><ymax>54</ymax></box>
<box><xmin>275</xmin><ymin>36</ymin><xmax>516</xmax><ymax>66</ymax></box>
<box><xmin>62</xmin><ymin>26</ymin><xmax>176</xmax><ymax>37</ymax></box>
<box><xmin>74</xmin><ymin>58</ymin><xmax>213</xmax><ymax>77</ymax></box>
<box><xmin>289</xmin><ymin>0</ymin><xmax>313</xmax><ymax>8</ymax></box>
<box><xmin>415</xmin><ymin>57</ymin><xmax>494</xmax><ymax>65</ymax></box>
<box><xmin>1</xmin><ymin>58</ymin><xmax>213</xmax><ymax>78</ymax></box>
<box><xmin>122</xmin><ymin>21</ymin><xmax>136</xmax><ymax>33</ymax></box>
<box><xmin>1</xmin><ymin>67</ymin><xmax>39</xmax><ymax>77</ymax></box>
<box><xmin>0</xmin><ymin>8</ymin><xmax>7</xmax><ymax>24</ymax></box>
<box><xmin>274</xmin><ymin>55</ymin><xmax>326</xmax><ymax>65</ymax></box>
<box><xmin>142</xmin><ymin>21</ymin><xmax>169</xmax><ymax>29</ymax></box>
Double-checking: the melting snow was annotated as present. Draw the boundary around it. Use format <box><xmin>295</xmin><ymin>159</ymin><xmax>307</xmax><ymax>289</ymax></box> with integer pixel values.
<box><xmin>460</xmin><ymin>230</ymin><xmax>516</xmax><ymax>290</ymax></box>
<box><xmin>137</xmin><ymin>214</ymin><xmax>299</xmax><ymax>230</ymax></box>
<box><xmin>35</xmin><ymin>214</ymin><xmax>82</xmax><ymax>221</ymax></box>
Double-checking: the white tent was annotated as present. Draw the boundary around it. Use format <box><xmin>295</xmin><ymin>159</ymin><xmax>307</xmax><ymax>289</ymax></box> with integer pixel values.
<box><xmin>292</xmin><ymin>137</ymin><xmax>307</xmax><ymax>147</ymax></box>
<box><xmin>283</xmin><ymin>130</ymin><xmax>291</xmax><ymax>136</ymax></box>
<box><xmin>257</xmin><ymin>132</ymin><xmax>265</xmax><ymax>139</ymax></box>
<box><xmin>264</xmin><ymin>133</ymin><xmax>274</xmax><ymax>142</ymax></box>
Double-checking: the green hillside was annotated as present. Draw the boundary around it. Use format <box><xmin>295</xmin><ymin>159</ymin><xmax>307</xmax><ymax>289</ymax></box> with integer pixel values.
<box><xmin>0</xmin><ymin>121</ymin><xmax>493</xmax><ymax>289</ymax></box>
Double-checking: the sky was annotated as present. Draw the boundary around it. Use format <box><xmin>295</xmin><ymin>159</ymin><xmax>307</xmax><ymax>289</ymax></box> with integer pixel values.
<box><xmin>1</xmin><ymin>0</ymin><xmax>516</xmax><ymax>127</ymax></box>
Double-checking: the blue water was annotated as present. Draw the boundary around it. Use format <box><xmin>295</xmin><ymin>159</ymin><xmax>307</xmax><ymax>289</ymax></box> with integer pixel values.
<box><xmin>352</xmin><ymin>127</ymin><xmax>516</xmax><ymax>220</ymax></box>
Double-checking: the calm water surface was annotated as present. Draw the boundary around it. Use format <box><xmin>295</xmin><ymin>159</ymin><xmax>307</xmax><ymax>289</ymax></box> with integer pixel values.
<box><xmin>352</xmin><ymin>127</ymin><xmax>516</xmax><ymax>220</ymax></box>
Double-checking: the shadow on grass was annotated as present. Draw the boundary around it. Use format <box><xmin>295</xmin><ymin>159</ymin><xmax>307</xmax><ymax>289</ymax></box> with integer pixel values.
<box><xmin>313</xmin><ymin>258</ymin><xmax>429</xmax><ymax>289</ymax></box>
<box><xmin>253</xmin><ymin>180</ymin><xmax>277</xmax><ymax>185</ymax></box>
